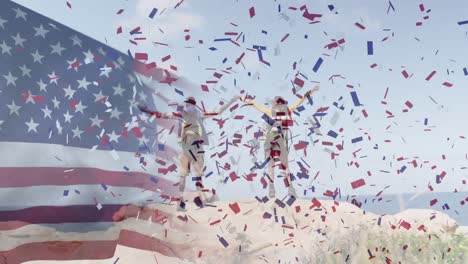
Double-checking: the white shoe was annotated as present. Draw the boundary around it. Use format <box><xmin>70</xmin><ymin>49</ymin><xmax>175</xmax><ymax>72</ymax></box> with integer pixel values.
<box><xmin>288</xmin><ymin>185</ymin><xmax>297</xmax><ymax>197</ymax></box>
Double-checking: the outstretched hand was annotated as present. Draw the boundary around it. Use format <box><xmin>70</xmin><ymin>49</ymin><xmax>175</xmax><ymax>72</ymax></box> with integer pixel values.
<box><xmin>240</xmin><ymin>96</ymin><xmax>253</xmax><ymax>104</ymax></box>
<box><xmin>305</xmin><ymin>85</ymin><xmax>320</xmax><ymax>97</ymax></box>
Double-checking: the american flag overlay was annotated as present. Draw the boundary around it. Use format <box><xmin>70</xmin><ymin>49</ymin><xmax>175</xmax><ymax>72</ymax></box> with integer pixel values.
<box><xmin>0</xmin><ymin>1</ymin><xmax>181</xmax><ymax>262</ymax></box>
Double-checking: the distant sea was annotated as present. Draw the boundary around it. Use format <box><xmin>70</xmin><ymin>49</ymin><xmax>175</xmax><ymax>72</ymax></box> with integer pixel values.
<box><xmin>311</xmin><ymin>192</ymin><xmax>468</xmax><ymax>226</ymax></box>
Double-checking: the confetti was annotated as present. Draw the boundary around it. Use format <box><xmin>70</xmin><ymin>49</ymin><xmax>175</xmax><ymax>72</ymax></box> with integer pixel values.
<box><xmin>149</xmin><ymin>8</ymin><xmax>158</xmax><ymax>18</ymax></box>
<box><xmin>367</xmin><ymin>41</ymin><xmax>373</xmax><ymax>55</ymax></box>
<box><xmin>249</xmin><ymin>7</ymin><xmax>255</xmax><ymax>18</ymax></box>
<box><xmin>351</xmin><ymin>179</ymin><xmax>366</xmax><ymax>189</ymax></box>
<box><xmin>312</xmin><ymin>57</ymin><xmax>323</xmax><ymax>73</ymax></box>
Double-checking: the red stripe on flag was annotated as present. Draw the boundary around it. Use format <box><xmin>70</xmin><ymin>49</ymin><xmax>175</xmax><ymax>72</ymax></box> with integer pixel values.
<box><xmin>0</xmin><ymin>167</ymin><xmax>176</xmax><ymax>190</ymax></box>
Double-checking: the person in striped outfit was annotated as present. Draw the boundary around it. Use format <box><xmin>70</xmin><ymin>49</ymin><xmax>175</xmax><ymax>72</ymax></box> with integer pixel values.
<box><xmin>241</xmin><ymin>86</ymin><xmax>319</xmax><ymax>197</ymax></box>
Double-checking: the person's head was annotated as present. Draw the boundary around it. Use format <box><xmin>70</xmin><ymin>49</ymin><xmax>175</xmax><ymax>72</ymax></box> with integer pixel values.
<box><xmin>271</xmin><ymin>96</ymin><xmax>288</xmax><ymax>110</ymax></box>
<box><xmin>183</xmin><ymin>96</ymin><xmax>198</xmax><ymax>113</ymax></box>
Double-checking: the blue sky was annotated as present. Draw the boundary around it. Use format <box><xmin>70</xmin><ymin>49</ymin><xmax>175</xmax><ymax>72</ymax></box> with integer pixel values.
<box><xmin>11</xmin><ymin>0</ymin><xmax>468</xmax><ymax>199</ymax></box>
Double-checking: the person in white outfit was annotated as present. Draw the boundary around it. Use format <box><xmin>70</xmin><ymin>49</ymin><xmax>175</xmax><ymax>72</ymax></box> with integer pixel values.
<box><xmin>139</xmin><ymin>95</ymin><xmax>239</xmax><ymax>211</ymax></box>
<box><xmin>241</xmin><ymin>86</ymin><xmax>319</xmax><ymax>197</ymax></box>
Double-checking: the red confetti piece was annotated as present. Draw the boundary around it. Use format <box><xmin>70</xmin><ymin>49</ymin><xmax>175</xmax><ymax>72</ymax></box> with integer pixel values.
<box><xmin>134</xmin><ymin>53</ymin><xmax>148</xmax><ymax>61</ymax></box>
<box><xmin>442</xmin><ymin>82</ymin><xmax>453</xmax><ymax>87</ymax></box>
<box><xmin>351</xmin><ymin>179</ymin><xmax>366</xmax><ymax>189</ymax></box>
<box><xmin>405</xmin><ymin>101</ymin><xmax>413</xmax><ymax>108</ymax></box>
<box><xmin>66</xmin><ymin>1</ymin><xmax>72</xmax><ymax>9</ymax></box>
<box><xmin>355</xmin><ymin>22</ymin><xmax>366</xmax><ymax>30</ymax></box>
<box><xmin>425</xmin><ymin>70</ymin><xmax>436</xmax><ymax>81</ymax></box>
<box><xmin>249</xmin><ymin>7</ymin><xmax>255</xmax><ymax>18</ymax></box>
<box><xmin>117</xmin><ymin>9</ymin><xmax>124</xmax><ymax>14</ymax></box>
<box><xmin>229</xmin><ymin>202</ymin><xmax>240</xmax><ymax>214</ymax></box>
<box><xmin>146</xmin><ymin>62</ymin><xmax>157</xmax><ymax>69</ymax></box>
<box><xmin>419</xmin><ymin>4</ymin><xmax>425</xmax><ymax>12</ymax></box>
<box><xmin>201</xmin><ymin>84</ymin><xmax>209</xmax><ymax>92</ymax></box>
<box><xmin>402</xmin><ymin>70</ymin><xmax>409</xmax><ymax>79</ymax></box>
<box><xmin>280</xmin><ymin>33</ymin><xmax>290</xmax><ymax>42</ymax></box>
<box><xmin>293</xmin><ymin>77</ymin><xmax>304</xmax><ymax>88</ymax></box>
<box><xmin>131</xmin><ymin>127</ymin><xmax>143</xmax><ymax>138</ymax></box>
<box><xmin>161</xmin><ymin>55</ymin><xmax>171</xmax><ymax>62</ymax></box>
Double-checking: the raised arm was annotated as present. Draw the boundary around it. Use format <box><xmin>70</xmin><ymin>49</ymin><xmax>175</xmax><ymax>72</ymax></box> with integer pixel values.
<box><xmin>202</xmin><ymin>96</ymin><xmax>240</xmax><ymax>119</ymax></box>
<box><xmin>288</xmin><ymin>85</ymin><xmax>320</xmax><ymax>112</ymax></box>
<box><xmin>241</xmin><ymin>96</ymin><xmax>272</xmax><ymax>117</ymax></box>
<box><xmin>137</xmin><ymin>105</ymin><xmax>179</xmax><ymax>119</ymax></box>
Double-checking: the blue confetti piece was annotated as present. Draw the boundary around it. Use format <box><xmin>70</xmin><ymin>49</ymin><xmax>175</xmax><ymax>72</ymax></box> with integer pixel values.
<box><xmin>101</xmin><ymin>184</ymin><xmax>108</xmax><ymax>191</ymax></box>
<box><xmin>296</xmin><ymin>105</ymin><xmax>305</xmax><ymax>112</ymax></box>
<box><xmin>106</xmin><ymin>49</ymin><xmax>120</xmax><ymax>60</ymax></box>
<box><xmin>350</xmin><ymin>91</ymin><xmax>362</xmax><ymax>106</ymax></box>
<box><xmin>176</xmin><ymin>105</ymin><xmax>184</xmax><ymax>111</ymax></box>
<box><xmin>463</xmin><ymin>67</ymin><xmax>468</xmax><ymax>76</ymax></box>
<box><xmin>457</xmin><ymin>20</ymin><xmax>468</xmax><ymax>25</ymax></box>
<box><xmin>123</xmin><ymin>166</ymin><xmax>130</xmax><ymax>171</ymax></box>
<box><xmin>192</xmin><ymin>176</ymin><xmax>202</xmax><ymax>182</ymax></box>
<box><xmin>278</xmin><ymin>4</ymin><xmax>281</xmax><ymax>12</ymax></box>
<box><xmin>127</xmin><ymin>49</ymin><xmax>133</xmax><ymax>60</ymax></box>
<box><xmin>400</xmin><ymin>166</ymin><xmax>407</xmax><ymax>173</ymax></box>
<box><xmin>351</xmin><ymin>136</ymin><xmax>363</xmax><ymax>143</ymax></box>
<box><xmin>63</xmin><ymin>190</ymin><xmax>69</xmax><ymax>196</ymax></box>
<box><xmin>256</xmin><ymin>158</ymin><xmax>270</xmax><ymax>169</ymax></box>
<box><xmin>158</xmin><ymin>144</ymin><xmax>165</xmax><ymax>151</ymax></box>
<box><xmin>328</xmin><ymin>5</ymin><xmax>334</xmax><ymax>11</ymax></box>
<box><xmin>261</xmin><ymin>30</ymin><xmax>268</xmax><ymax>34</ymax></box>
<box><xmin>208</xmin><ymin>47</ymin><xmax>217</xmax><ymax>51</ymax></box>
<box><xmin>139</xmin><ymin>157</ymin><xmax>144</xmax><ymax>164</ymax></box>
<box><xmin>113</xmin><ymin>257</ymin><xmax>120</xmax><ymax>264</ymax></box>
<box><xmin>74</xmin><ymin>190</ymin><xmax>80</xmax><ymax>194</ymax></box>
<box><xmin>222</xmin><ymin>57</ymin><xmax>227</xmax><ymax>63</ymax></box>
<box><xmin>327</xmin><ymin>130</ymin><xmax>338</xmax><ymax>138</ymax></box>
<box><xmin>367</xmin><ymin>41</ymin><xmax>374</xmax><ymax>55</ymax></box>
<box><xmin>304</xmin><ymin>34</ymin><xmax>308</xmax><ymax>39</ymax></box>
<box><xmin>150</xmin><ymin>177</ymin><xmax>159</xmax><ymax>184</ymax></box>
<box><xmin>313</xmin><ymin>112</ymin><xmax>327</xmax><ymax>117</ymax></box>
<box><xmin>299</xmin><ymin>73</ymin><xmax>308</xmax><ymax>80</ymax></box>
<box><xmin>214</xmin><ymin>38</ymin><xmax>231</xmax><ymax>42</ymax></box>
<box><xmin>286</xmin><ymin>195</ymin><xmax>296</xmax><ymax>206</ymax></box>
<box><xmin>149</xmin><ymin>8</ymin><xmax>158</xmax><ymax>18</ymax></box>
<box><xmin>174</xmin><ymin>88</ymin><xmax>184</xmax><ymax>96</ymax></box>
<box><xmin>253</xmin><ymin>45</ymin><xmax>266</xmax><ymax>50</ymax></box>
<box><xmin>312</xmin><ymin>57</ymin><xmax>323</xmax><ymax>73</ymax></box>
<box><xmin>138</xmin><ymin>145</ymin><xmax>149</xmax><ymax>152</ymax></box>
<box><xmin>424</xmin><ymin>118</ymin><xmax>428</xmax><ymax>126</ymax></box>
<box><xmin>205</xmin><ymin>171</ymin><xmax>213</xmax><ymax>178</ymax></box>
<box><xmin>262</xmin><ymin>114</ymin><xmax>275</xmax><ymax>126</ymax></box>
<box><xmin>307</xmin><ymin>94</ymin><xmax>313</xmax><ymax>105</ymax></box>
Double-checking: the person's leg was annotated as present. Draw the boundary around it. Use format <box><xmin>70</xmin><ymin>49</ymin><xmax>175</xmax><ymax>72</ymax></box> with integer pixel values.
<box><xmin>267</xmin><ymin>158</ymin><xmax>276</xmax><ymax>198</ymax></box>
<box><xmin>280</xmin><ymin>137</ymin><xmax>296</xmax><ymax>196</ymax></box>
<box><xmin>193</xmin><ymin>153</ymin><xmax>209</xmax><ymax>203</ymax></box>
<box><xmin>177</xmin><ymin>152</ymin><xmax>190</xmax><ymax>211</ymax></box>
<box><xmin>265</xmin><ymin>141</ymin><xmax>276</xmax><ymax>198</ymax></box>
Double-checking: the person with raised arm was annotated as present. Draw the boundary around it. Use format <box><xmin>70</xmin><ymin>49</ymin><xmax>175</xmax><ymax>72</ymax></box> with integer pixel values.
<box><xmin>139</xmin><ymin>95</ymin><xmax>239</xmax><ymax>211</ymax></box>
<box><xmin>240</xmin><ymin>86</ymin><xmax>319</xmax><ymax>198</ymax></box>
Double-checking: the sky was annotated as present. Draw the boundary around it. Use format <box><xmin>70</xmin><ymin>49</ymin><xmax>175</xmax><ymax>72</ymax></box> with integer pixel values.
<box><xmin>10</xmin><ymin>0</ymin><xmax>468</xmax><ymax>200</ymax></box>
